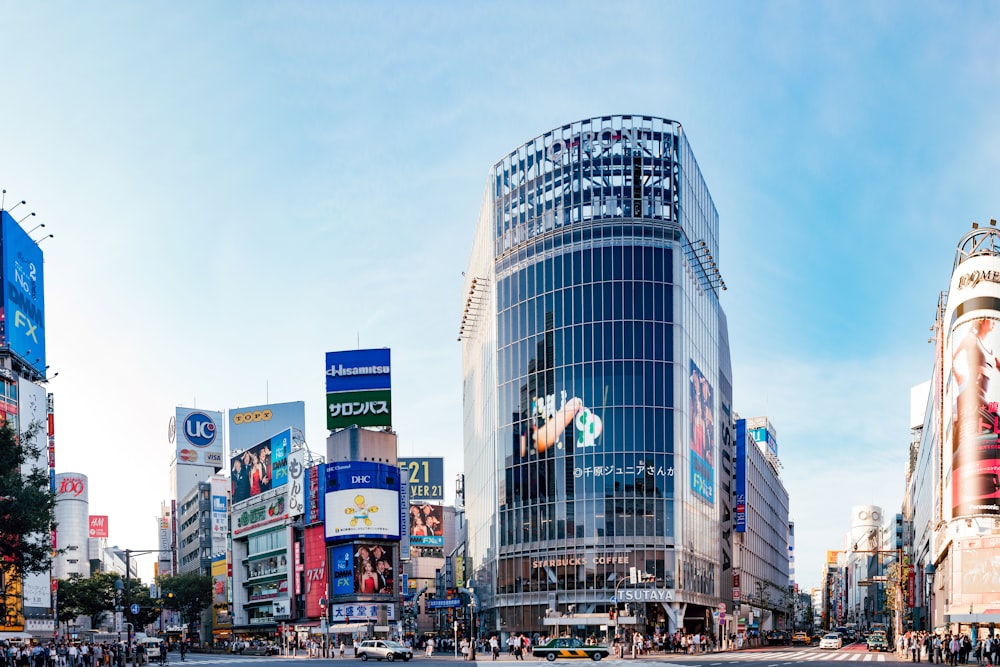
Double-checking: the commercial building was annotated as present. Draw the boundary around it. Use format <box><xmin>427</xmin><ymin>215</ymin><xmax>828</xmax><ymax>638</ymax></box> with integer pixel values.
<box><xmin>460</xmin><ymin>115</ymin><xmax>734</xmax><ymax>637</ymax></box>
<box><xmin>910</xmin><ymin>221</ymin><xmax>1000</xmax><ymax>634</ymax></box>
<box><xmin>0</xmin><ymin>207</ymin><xmax>55</xmax><ymax>639</ymax></box>
<box><xmin>733</xmin><ymin>416</ymin><xmax>790</xmax><ymax>636</ymax></box>
<box><xmin>227</xmin><ymin>401</ymin><xmax>307</xmax><ymax>642</ymax></box>
<box><xmin>53</xmin><ymin>473</ymin><xmax>90</xmax><ymax>579</ymax></box>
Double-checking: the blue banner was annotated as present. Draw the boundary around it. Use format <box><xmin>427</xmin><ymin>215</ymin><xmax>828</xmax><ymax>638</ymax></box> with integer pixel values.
<box><xmin>1</xmin><ymin>211</ymin><xmax>46</xmax><ymax>376</ymax></box>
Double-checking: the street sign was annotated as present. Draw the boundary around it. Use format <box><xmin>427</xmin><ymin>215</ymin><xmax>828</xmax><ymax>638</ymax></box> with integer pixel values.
<box><xmin>610</xmin><ymin>596</ymin><xmax>617</xmax><ymax>604</ymax></box>
<box><xmin>130</xmin><ymin>604</ymin><xmax>140</xmax><ymax>615</ymax></box>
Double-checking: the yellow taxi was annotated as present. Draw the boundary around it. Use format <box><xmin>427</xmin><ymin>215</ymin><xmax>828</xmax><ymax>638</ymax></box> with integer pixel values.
<box><xmin>792</xmin><ymin>632</ymin><xmax>811</xmax><ymax>646</ymax></box>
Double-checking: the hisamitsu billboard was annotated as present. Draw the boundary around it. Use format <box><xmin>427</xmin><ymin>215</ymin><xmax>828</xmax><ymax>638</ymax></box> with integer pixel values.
<box><xmin>325</xmin><ymin>349</ymin><xmax>391</xmax><ymax>394</ymax></box>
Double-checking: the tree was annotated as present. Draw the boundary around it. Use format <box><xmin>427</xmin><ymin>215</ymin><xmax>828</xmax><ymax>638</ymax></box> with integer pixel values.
<box><xmin>56</xmin><ymin>572</ymin><xmax>119</xmax><ymax>629</ymax></box>
<box><xmin>158</xmin><ymin>572</ymin><xmax>212</xmax><ymax>626</ymax></box>
<box><xmin>0</xmin><ymin>419</ymin><xmax>58</xmax><ymax>627</ymax></box>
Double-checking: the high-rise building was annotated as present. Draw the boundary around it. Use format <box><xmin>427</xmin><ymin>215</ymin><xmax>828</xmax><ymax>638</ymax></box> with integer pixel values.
<box><xmin>460</xmin><ymin>115</ymin><xmax>733</xmax><ymax>636</ymax></box>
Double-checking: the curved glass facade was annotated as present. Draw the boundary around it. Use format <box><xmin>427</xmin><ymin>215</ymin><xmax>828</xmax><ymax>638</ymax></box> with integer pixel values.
<box><xmin>462</xmin><ymin>116</ymin><xmax>732</xmax><ymax>637</ymax></box>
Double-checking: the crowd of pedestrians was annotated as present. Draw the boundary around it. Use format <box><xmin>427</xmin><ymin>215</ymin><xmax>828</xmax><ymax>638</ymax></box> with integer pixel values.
<box><xmin>896</xmin><ymin>630</ymin><xmax>1000</xmax><ymax>665</ymax></box>
<box><xmin>0</xmin><ymin>639</ymin><xmax>167</xmax><ymax>667</ymax></box>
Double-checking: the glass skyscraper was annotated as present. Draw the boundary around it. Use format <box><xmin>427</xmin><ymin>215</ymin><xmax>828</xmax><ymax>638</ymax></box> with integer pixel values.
<box><xmin>460</xmin><ymin>115</ymin><xmax>733</xmax><ymax>638</ymax></box>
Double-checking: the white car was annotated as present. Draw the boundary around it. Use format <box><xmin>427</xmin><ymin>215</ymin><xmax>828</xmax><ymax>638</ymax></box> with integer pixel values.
<box><xmin>819</xmin><ymin>633</ymin><xmax>843</xmax><ymax>650</ymax></box>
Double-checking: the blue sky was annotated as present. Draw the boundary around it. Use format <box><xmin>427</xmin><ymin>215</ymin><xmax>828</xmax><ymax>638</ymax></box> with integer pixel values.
<box><xmin>1</xmin><ymin>1</ymin><xmax>994</xmax><ymax>590</ymax></box>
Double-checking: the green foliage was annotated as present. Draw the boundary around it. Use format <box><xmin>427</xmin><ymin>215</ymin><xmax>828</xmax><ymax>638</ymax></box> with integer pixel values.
<box><xmin>157</xmin><ymin>572</ymin><xmax>212</xmax><ymax>624</ymax></box>
<box><xmin>56</xmin><ymin>572</ymin><xmax>120</xmax><ymax>628</ymax></box>
<box><xmin>0</xmin><ymin>419</ymin><xmax>58</xmax><ymax>624</ymax></box>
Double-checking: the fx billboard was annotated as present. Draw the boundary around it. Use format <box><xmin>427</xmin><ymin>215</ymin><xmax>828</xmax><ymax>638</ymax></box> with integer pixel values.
<box><xmin>0</xmin><ymin>211</ymin><xmax>46</xmax><ymax>376</ymax></box>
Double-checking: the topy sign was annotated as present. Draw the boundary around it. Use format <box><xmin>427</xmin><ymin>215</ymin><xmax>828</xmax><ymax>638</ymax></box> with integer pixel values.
<box><xmin>325</xmin><ymin>348</ymin><xmax>391</xmax><ymax>394</ymax></box>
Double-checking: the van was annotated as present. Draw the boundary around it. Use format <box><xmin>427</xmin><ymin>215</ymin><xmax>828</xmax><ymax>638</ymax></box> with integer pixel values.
<box><xmin>140</xmin><ymin>638</ymin><xmax>163</xmax><ymax>659</ymax></box>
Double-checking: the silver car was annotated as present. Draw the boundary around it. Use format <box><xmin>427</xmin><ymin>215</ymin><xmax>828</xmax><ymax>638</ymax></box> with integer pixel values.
<box><xmin>355</xmin><ymin>640</ymin><xmax>413</xmax><ymax>662</ymax></box>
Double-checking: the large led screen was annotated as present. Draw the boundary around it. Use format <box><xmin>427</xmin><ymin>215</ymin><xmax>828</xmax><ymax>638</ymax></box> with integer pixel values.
<box><xmin>0</xmin><ymin>211</ymin><xmax>45</xmax><ymax>376</ymax></box>
<box><xmin>408</xmin><ymin>503</ymin><xmax>444</xmax><ymax>547</ymax></box>
<box><xmin>331</xmin><ymin>543</ymin><xmax>355</xmax><ymax>596</ymax></box>
<box><xmin>230</xmin><ymin>428</ymin><xmax>292</xmax><ymax>505</ymax></box>
<box><xmin>354</xmin><ymin>543</ymin><xmax>394</xmax><ymax>594</ymax></box>
<box><xmin>324</xmin><ymin>461</ymin><xmax>400</xmax><ymax>541</ymax></box>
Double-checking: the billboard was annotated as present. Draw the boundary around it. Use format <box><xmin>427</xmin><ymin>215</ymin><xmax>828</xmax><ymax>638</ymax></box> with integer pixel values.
<box><xmin>1</xmin><ymin>211</ymin><xmax>46</xmax><ymax>376</ymax></box>
<box><xmin>734</xmin><ymin>420</ymin><xmax>748</xmax><ymax>533</ymax></box>
<box><xmin>287</xmin><ymin>448</ymin><xmax>307</xmax><ymax>517</ymax></box>
<box><xmin>88</xmin><ymin>515</ymin><xmax>109</xmax><ymax>539</ymax></box>
<box><xmin>354</xmin><ymin>543</ymin><xmax>394</xmax><ymax>594</ymax></box>
<box><xmin>331</xmin><ymin>543</ymin><xmax>355</xmax><ymax>596</ymax></box>
<box><xmin>304</xmin><ymin>463</ymin><xmax>327</xmax><ymax>525</ymax></box>
<box><xmin>19</xmin><ymin>379</ymin><xmax>48</xmax><ymax>478</ymax></box>
<box><xmin>398</xmin><ymin>457</ymin><xmax>444</xmax><ymax>500</ymax></box>
<box><xmin>325</xmin><ymin>348</ymin><xmax>392</xmax><ymax>430</ymax></box>
<box><xmin>325</xmin><ymin>349</ymin><xmax>391</xmax><ymax>394</ymax></box>
<box><xmin>173</xmin><ymin>408</ymin><xmax>224</xmax><ymax>469</ymax></box>
<box><xmin>326</xmin><ymin>390</ymin><xmax>392</xmax><ymax>431</ymax></box>
<box><xmin>230</xmin><ymin>428</ymin><xmax>292</xmax><ymax>505</ymax></box>
<box><xmin>228</xmin><ymin>401</ymin><xmax>305</xmax><ymax>453</ymax></box>
<box><xmin>303</xmin><ymin>526</ymin><xmax>328</xmax><ymax>616</ymax></box>
<box><xmin>233</xmin><ymin>493</ymin><xmax>288</xmax><ymax>536</ymax></box>
<box><xmin>408</xmin><ymin>503</ymin><xmax>444</xmax><ymax>547</ymax></box>
<box><xmin>324</xmin><ymin>462</ymin><xmax>400</xmax><ymax>541</ymax></box>
<box><xmin>689</xmin><ymin>360</ymin><xmax>715</xmax><ymax>504</ymax></box>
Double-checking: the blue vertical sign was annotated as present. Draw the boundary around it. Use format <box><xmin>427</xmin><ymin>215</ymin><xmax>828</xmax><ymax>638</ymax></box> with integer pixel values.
<box><xmin>1</xmin><ymin>211</ymin><xmax>45</xmax><ymax>376</ymax></box>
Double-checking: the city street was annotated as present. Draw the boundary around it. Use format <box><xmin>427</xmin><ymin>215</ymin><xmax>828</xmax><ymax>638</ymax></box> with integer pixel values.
<box><xmin>174</xmin><ymin>644</ymin><xmax>900</xmax><ymax>667</ymax></box>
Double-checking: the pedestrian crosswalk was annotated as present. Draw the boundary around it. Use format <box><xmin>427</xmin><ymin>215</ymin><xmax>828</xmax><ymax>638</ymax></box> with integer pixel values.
<box><xmin>601</xmin><ymin>650</ymin><xmax>890</xmax><ymax>665</ymax></box>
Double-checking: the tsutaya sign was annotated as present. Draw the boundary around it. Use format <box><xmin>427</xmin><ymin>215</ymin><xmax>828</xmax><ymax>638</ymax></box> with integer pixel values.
<box><xmin>618</xmin><ymin>588</ymin><xmax>676</xmax><ymax>602</ymax></box>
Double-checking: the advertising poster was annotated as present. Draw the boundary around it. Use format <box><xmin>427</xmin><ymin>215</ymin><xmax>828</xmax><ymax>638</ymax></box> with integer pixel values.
<box><xmin>689</xmin><ymin>360</ymin><xmax>715</xmax><ymax>504</ymax></box>
<box><xmin>1</xmin><ymin>211</ymin><xmax>46</xmax><ymax>376</ymax></box>
<box><xmin>332</xmin><ymin>543</ymin><xmax>355</xmax><ymax>596</ymax></box>
<box><xmin>950</xmin><ymin>316</ymin><xmax>1000</xmax><ymax>517</ymax></box>
<box><xmin>324</xmin><ymin>462</ymin><xmax>400</xmax><ymax>540</ymax></box>
<box><xmin>230</xmin><ymin>428</ymin><xmax>292</xmax><ymax>505</ymax></box>
<box><xmin>175</xmin><ymin>408</ymin><xmax>224</xmax><ymax>469</ymax></box>
<box><xmin>304</xmin><ymin>463</ymin><xmax>327</xmax><ymax>525</ymax></box>
<box><xmin>228</xmin><ymin>401</ymin><xmax>305</xmax><ymax>453</ymax></box>
<box><xmin>303</xmin><ymin>526</ymin><xmax>329</xmax><ymax>616</ymax></box>
<box><xmin>734</xmin><ymin>421</ymin><xmax>748</xmax><ymax>533</ymax></box>
<box><xmin>398</xmin><ymin>458</ymin><xmax>444</xmax><ymax>500</ymax></box>
<box><xmin>211</xmin><ymin>555</ymin><xmax>228</xmax><ymax>606</ymax></box>
<box><xmin>408</xmin><ymin>503</ymin><xmax>444</xmax><ymax>547</ymax></box>
<box><xmin>354</xmin><ymin>543</ymin><xmax>394</xmax><ymax>595</ymax></box>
